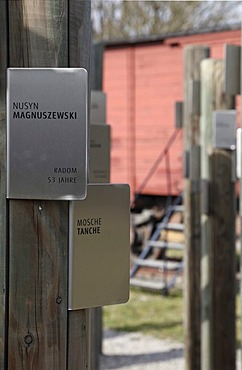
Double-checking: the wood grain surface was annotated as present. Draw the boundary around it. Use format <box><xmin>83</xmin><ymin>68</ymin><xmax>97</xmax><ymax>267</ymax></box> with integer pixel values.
<box><xmin>8</xmin><ymin>201</ymin><xmax>68</xmax><ymax>369</ymax></box>
<box><xmin>0</xmin><ymin>1</ymin><xmax>8</xmax><ymax>368</ymax></box>
<box><xmin>183</xmin><ymin>45</ymin><xmax>210</xmax><ymax>370</ymax></box>
<box><xmin>200</xmin><ymin>59</ymin><xmax>235</xmax><ymax>370</ymax></box>
<box><xmin>6</xmin><ymin>1</ymin><xmax>91</xmax><ymax>369</ymax></box>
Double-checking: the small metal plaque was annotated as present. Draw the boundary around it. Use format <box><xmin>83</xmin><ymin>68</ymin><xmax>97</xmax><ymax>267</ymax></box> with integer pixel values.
<box><xmin>224</xmin><ymin>44</ymin><xmax>241</xmax><ymax>95</ymax></box>
<box><xmin>175</xmin><ymin>101</ymin><xmax>183</xmax><ymax>128</ymax></box>
<box><xmin>69</xmin><ymin>184</ymin><xmax>130</xmax><ymax>310</ymax></box>
<box><xmin>90</xmin><ymin>91</ymin><xmax>106</xmax><ymax>124</ymax></box>
<box><xmin>7</xmin><ymin>68</ymin><xmax>88</xmax><ymax>200</ymax></box>
<box><xmin>89</xmin><ymin>124</ymin><xmax>110</xmax><ymax>183</ymax></box>
<box><xmin>212</xmin><ymin>110</ymin><xmax>236</xmax><ymax>150</ymax></box>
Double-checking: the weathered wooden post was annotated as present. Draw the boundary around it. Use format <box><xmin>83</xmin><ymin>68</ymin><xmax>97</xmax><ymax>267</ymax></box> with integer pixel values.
<box><xmin>1</xmin><ymin>1</ymin><xmax>92</xmax><ymax>369</ymax></box>
<box><xmin>200</xmin><ymin>59</ymin><xmax>236</xmax><ymax>370</ymax></box>
<box><xmin>183</xmin><ymin>45</ymin><xmax>210</xmax><ymax>370</ymax></box>
<box><xmin>0</xmin><ymin>1</ymin><xmax>8</xmax><ymax>368</ymax></box>
<box><xmin>225</xmin><ymin>43</ymin><xmax>242</xmax><ymax>368</ymax></box>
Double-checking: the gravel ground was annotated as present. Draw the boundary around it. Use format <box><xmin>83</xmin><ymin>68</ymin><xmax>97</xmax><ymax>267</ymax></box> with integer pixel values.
<box><xmin>100</xmin><ymin>329</ymin><xmax>241</xmax><ymax>370</ymax></box>
<box><xmin>99</xmin><ymin>330</ymin><xmax>185</xmax><ymax>370</ymax></box>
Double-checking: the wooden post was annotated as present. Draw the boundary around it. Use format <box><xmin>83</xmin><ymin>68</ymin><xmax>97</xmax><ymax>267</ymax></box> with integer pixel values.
<box><xmin>4</xmin><ymin>1</ymin><xmax>91</xmax><ymax>369</ymax></box>
<box><xmin>68</xmin><ymin>2</ymin><xmax>92</xmax><ymax>369</ymax></box>
<box><xmin>183</xmin><ymin>45</ymin><xmax>210</xmax><ymax>370</ymax></box>
<box><xmin>90</xmin><ymin>308</ymin><xmax>102</xmax><ymax>369</ymax></box>
<box><xmin>0</xmin><ymin>1</ymin><xmax>8</xmax><ymax>368</ymax></box>
<box><xmin>200</xmin><ymin>59</ymin><xmax>235</xmax><ymax>370</ymax></box>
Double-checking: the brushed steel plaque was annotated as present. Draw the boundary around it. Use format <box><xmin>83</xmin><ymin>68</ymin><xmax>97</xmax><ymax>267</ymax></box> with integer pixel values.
<box><xmin>90</xmin><ymin>91</ymin><xmax>106</xmax><ymax>124</ymax></box>
<box><xmin>7</xmin><ymin>68</ymin><xmax>88</xmax><ymax>200</ymax></box>
<box><xmin>89</xmin><ymin>124</ymin><xmax>110</xmax><ymax>183</ymax></box>
<box><xmin>69</xmin><ymin>184</ymin><xmax>130</xmax><ymax>310</ymax></box>
<box><xmin>224</xmin><ymin>44</ymin><xmax>241</xmax><ymax>95</ymax></box>
<box><xmin>212</xmin><ymin>110</ymin><xmax>236</xmax><ymax>150</ymax></box>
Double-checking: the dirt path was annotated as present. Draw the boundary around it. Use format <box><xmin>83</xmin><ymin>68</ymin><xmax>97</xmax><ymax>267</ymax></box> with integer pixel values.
<box><xmin>100</xmin><ymin>330</ymin><xmax>185</xmax><ymax>370</ymax></box>
<box><xmin>100</xmin><ymin>329</ymin><xmax>241</xmax><ymax>370</ymax></box>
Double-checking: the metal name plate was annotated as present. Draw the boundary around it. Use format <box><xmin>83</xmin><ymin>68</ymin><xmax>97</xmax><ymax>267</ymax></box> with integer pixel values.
<box><xmin>7</xmin><ymin>68</ymin><xmax>88</xmax><ymax>200</ymax></box>
<box><xmin>90</xmin><ymin>91</ymin><xmax>106</xmax><ymax>124</ymax></box>
<box><xmin>224</xmin><ymin>44</ymin><xmax>241</xmax><ymax>95</ymax></box>
<box><xmin>69</xmin><ymin>184</ymin><xmax>130</xmax><ymax>310</ymax></box>
<box><xmin>89</xmin><ymin>124</ymin><xmax>110</xmax><ymax>183</ymax></box>
<box><xmin>212</xmin><ymin>110</ymin><xmax>236</xmax><ymax>150</ymax></box>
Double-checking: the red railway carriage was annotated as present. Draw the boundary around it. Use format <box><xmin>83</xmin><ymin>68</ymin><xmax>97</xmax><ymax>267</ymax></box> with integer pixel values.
<box><xmin>102</xmin><ymin>26</ymin><xmax>241</xmax><ymax>201</ymax></box>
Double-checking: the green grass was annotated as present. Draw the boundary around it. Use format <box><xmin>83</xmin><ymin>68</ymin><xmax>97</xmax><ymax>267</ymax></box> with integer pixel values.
<box><xmin>103</xmin><ymin>287</ymin><xmax>242</xmax><ymax>345</ymax></box>
<box><xmin>103</xmin><ymin>287</ymin><xmax>184</xmax><ymax>342</ymax></box>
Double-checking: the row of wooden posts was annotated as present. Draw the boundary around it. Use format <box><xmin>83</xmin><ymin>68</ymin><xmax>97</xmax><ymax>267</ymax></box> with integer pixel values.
<box><xmin>184</xmin><ymin>45</ymin><xmax>238</xmax><ymax>370</ymax></box>
<box><xmin>0</xmin><ymin>1</ymin><xmax>241</xmax><ymax>369</ymax></box>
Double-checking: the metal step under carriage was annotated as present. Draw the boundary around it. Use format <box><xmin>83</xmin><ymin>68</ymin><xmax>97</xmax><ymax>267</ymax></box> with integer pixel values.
<box><xmin>130</xmin><ymin>195</ymin><xmax>185</xmax><ymax>295</ymax></box>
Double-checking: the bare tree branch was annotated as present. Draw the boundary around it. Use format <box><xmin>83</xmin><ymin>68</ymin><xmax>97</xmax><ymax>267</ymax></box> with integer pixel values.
<box><xmin>91</xmin><ymin>1</ymin><xmax>242</xmax><ymax>41</ymax></box>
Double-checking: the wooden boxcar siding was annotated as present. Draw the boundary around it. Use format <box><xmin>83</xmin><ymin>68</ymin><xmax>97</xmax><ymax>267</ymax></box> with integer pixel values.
<box><xmin>103</xmin><ymin>29</ymin><xmax>241</xmax><ymax>198</ymax></box>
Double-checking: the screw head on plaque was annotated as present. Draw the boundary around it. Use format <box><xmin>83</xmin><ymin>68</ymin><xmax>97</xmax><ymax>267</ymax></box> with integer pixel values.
<box><xmin>7</xmin><ymin>68</ymin><xmax>88</xmax><ymax>200</ymax></box>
